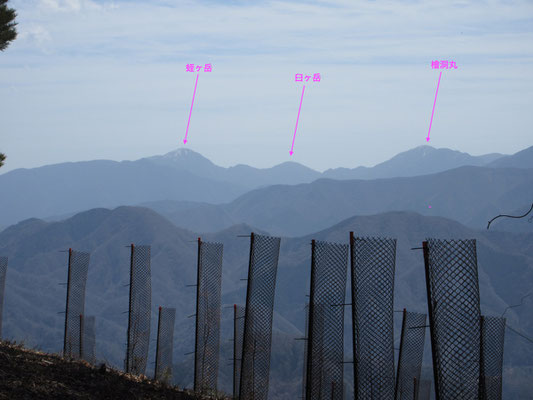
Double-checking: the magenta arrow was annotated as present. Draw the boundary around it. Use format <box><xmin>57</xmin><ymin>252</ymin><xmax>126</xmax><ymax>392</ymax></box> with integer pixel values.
<box><xmin>290</xmin><ymin>85</ymin><xmax>306</xmax><ymax>156</ymax></box>
<box><xmin>184</xmin><ymin>73</ymin><xmax>199</xmax><ymax>144</ymax></box>
<box><xmin>426</xmin><ymin>71</ymin><xmax>442</xmax><ymax>142</ymax></box>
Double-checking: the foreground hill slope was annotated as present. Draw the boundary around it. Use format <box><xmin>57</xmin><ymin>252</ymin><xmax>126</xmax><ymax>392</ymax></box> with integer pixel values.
<box><xmin>0</xmin><ymin>340</ymin><xmax>197</xmax><ymax>399</ymax></box>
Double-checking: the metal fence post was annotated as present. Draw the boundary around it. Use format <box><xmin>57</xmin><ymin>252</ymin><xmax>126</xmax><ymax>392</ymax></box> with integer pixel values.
<box><xmin>395</xmin><ymin>308</ymin><xmax>407</xmax><ymax>400</ymax></box>
<box><xmin>63</xmin><ymin>249</ymin><xmax>89</xmax><ymax>359</ymax></box>
<box><xmin>125</xmin><ymin>243</ymin><xmax>134</xmax><ymax>373</ymax></box>
<box><xmin>193</xmin><ymin>237</ymin><xmax>201</xmax><ymax>391</ymax></box>
<box><xmin>305</xmin><ymin>239</ymin><xmax>316</xmax><ymax>400</ymax></box>
<box><xmin>154</xmin><ymin>306</ymin><xmax>162</xmax><ymax>379</ymax></box>
<box><xmin>125</xmin><ymin>244</ymin><xmax>151</xmax><ymax>375</ymax></box>
<box><xmin>63</xmin><ymin>248</ymin><xmax>72</xmax><ymax>356</ymax></box>
<box><xmin>395</xmin><ymin>310</ymin><xmax>426</xmax><ymax>400</ymax></box>
<box><xmin>194</xmin><ymin>237</ymin><xmax>223</xmax><ymax>394</ymax></box>
<box><xmin>234</xmin><ymin>304</ymin><xmax>238</xmax><ymax>399</ymax></box>
<box><xmin>349</xmin><ymin>232</ymin><xmax>357</xmax><ymax>397</ymax></box>
<box><xmin>479</xmin><ymin>315</ymin><xmax>485</xmax><ymax>400</ymax></box>
<box><xmin>422</xmin><ymin>241</ymin><xmax>440</xmax><ymax>400</ymax></box>
<box><xmin>233</xmin><ymin>304</ymin><xmax>246</xmax><ymax>399</ymax></box>
<box><xmin>239</xmin><ymin>233</ymin><xmax>281</xmax><ymax>400</ymax></box>
<box><xmin>301</xmin><ymin>303</ymin><xmax>309</xmax><ymax>400</ymax></box>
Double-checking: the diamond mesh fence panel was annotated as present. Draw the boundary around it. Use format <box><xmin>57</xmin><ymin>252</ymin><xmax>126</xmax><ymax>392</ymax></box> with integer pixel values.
<box><xmin>64</xmin><ymin>249</ymin><xmax>90</xmax><ymax>359</ymax></box>
<box><xmin>239</xmin><ymin>233</ymin><xmax>281</xmax><ymax>400</ymax></box>
<box><xmin>82</xmin><ymin>315</ymin><xmax>96</xmax><ymax>365</ymax></box>
<box><xmin>395</xmin><ymin>311</ymin><xmax>427</xmax><ymax>400</ymax></box>
<box><xmin>305</xmin><ymin>240</ymin><xmax>348</xmax><ymax>400</ymax></box>
<box><xmin>302</xmin><ymin>303</ymin><xmax>309</xmax><ymax>400</ymax></box>
<box><xmin>234</xmin><ymin>304</ymin><xmax>246</xmax><ymax>399</ymax></box>
<box><xmin>126</xmin><ymin>244</ymin><xmax>151</xmax><ymax>375</ymax></box>
<box><xmin>423</xmin><ymin>239</ymin><xmax>481</xmax><ymax>400</ymax></box>
<box><xmin>0</xmin><ymin>256</ymin><xmax>7</xmax><ymax>338</ymax></box>
<box><xmin>155</xmin><ymin>307</ymin><xmax>176</xmax><ymax>384</ymax></box>
<box><xmin>480</xmin><ymin>316</ymin><xmax>505</xmax><ymax>400</ymax></box>
<box><xmin>417</xmin><ymin>380</ymin><xmax>432</xmax><ymax>400</ymax></box>
<box><xmin>351</xmin><ymin>236</ymin><xmax>397</xmax><ymax>400</ymax></box>
<box><xmin>194</xmin><ymin>240</ymin><xmax>223</xmax><ymax>394</ymax></box>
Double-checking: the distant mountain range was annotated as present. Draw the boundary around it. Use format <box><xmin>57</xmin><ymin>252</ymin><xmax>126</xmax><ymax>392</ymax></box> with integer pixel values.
<box><xmin>143</xmin><ymin>166</ymin><xmax>533</xmax><ymax>236</ymax></box>
<box><xmin>0</xmin><ymin>158</ymin><xmax>245</xmax><ymax>227</ymax></box>
<box><xmin>144</xmin><ymin>148</ymin><xmax>321</xmax><ymax>188</ymax></box>
<box><xmin>0</xmin><ymin>206</ymin><xmax>532</xmax><ymax>399</ymax></box>
<box><xmin>486</xmin><ymin>145</ymin><xmax>533</xmax><ymax>168</ymax></box>
<box><xmin>322</xmin><ymin>145</ymin><xmax>505</xmax><ymax>179</ymax></box>
<box><xmin>0</xmin><ymin>144</ymin><xmax>531</xmax><ymax>228</ymax></box>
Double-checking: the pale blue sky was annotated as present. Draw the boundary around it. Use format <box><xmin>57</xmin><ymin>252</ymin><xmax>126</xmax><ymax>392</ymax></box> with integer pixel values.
<box><xmin>1</xmin><ymin>0</ymin><xmax>532</xmax><ymax>173</ymax></box>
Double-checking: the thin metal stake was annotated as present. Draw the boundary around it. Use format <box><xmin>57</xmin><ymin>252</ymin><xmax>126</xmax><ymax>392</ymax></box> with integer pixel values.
<box><xmin>154</xmin><ymin>306</ymin><xmax>162</xmax><ymax>380</ymax></box>
<box><xmin>423</xmin><ymin>241</ymin><xmax>440</xmax><ymax>400</ymax></box>
<box><xmin>193</xmin><ymin>237</ymin><xmax>201</xmax><ymax>393</ymax></box>
<box><xmin>63</xmin><ymin>248</ymin><xmax>72</xmax><ymax>357</ymax></box>
<box><xmin>305</xmin><ymin>239</ymin><xmax>316</xmax><ymax>400</ymax></box>
<box><xmin>125</xmin><ymin>244</ymin><xmax>134</xmax><ymax>373</ymax></box>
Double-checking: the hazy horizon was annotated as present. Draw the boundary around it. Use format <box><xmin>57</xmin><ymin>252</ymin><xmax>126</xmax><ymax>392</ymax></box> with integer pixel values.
<box><xmin>0</xmin><ymin>142</ymin><xmax>516</xmax><ymax>174</ymax></box>
<box><xmin>2</xmin><ymin>0</ymin><xmax>532</xmax><ymax>174</ymax></box>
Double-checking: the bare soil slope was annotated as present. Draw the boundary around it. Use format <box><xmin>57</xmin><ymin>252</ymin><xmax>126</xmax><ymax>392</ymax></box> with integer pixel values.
<box><xmin>0</xmin><ymin>340</ymin><xmax>198</xmax><ymax>400</ymax></box>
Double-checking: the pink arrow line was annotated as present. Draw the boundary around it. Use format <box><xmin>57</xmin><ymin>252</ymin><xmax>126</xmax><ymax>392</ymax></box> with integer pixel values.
<box><xmin>426</xmin><ymin>71</ymin><xmax>442</xmax><ymax>142</ymax></box>
<box><xmin>184</xmin><ymin>73</ymin><xmax>199</xmax><ymax>144</ymax></box>
<box><xmin>290</xmin><ymin>85</ymin><xmax>306</xmax><ymax>156</ymax></box>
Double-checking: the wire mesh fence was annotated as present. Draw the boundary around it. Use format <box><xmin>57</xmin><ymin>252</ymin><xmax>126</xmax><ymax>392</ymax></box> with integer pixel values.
<box><xmin>301</xmin><ymin>303</ymin><xmax>309</xmax><ymax>400</ymax></box>
<box><xmin>125</xmin><ymin>244</ymin><xmax>151</xmax><ymax>376</ymax></box>
<box><xmin>0</xmin><ymin>256</ymin><xmax>7</xmax><ymax>338</ymax></box>
<box><xmin>395</xmin><ymin>310</ymin><xmax>427</xmax><ymax>400</ymax></box>
<box><xmin>234</xmin><ymin>304</ymin><xmax>246</xmax><ymax>399</ymax></box>
<box><xmin>422</xmin><ymin>239</ymin><xmax>482</xmax><ymax>400</ymax></box>
<box><xmin>63</xmin><ymin>249</ymin><xmax>90</xmax><ymax>359</ymax></box>
<box><xmin>351</xmin><ymin>234</ymin><xmax>397</xmax><ymax>400</ymax></box>
<box><xmin>417</xmin><ymin>379</ymin><xmax>432</xmax><ymax>400</ymax></box>
<box><xmin>82</xmin><ymin>315</ymin><xmax>96</xmax><ymax>365</ymax></box>
<box><xmin>480</xmin><ymin>315</ymin><xmax>505</xmax><ymax>400</ymax></box>
<box><xmin>239</xmin><ymin>233</ymin><xmax>281</xmax><ymax>400</ymax></box>
<box><xmin>305</xmin><ymin>240</ymin><xmax>348</xmax><ymax>400</ymax></box>
<box><xmin>155</xmin><ymin>306</ymin><xmax>176</xmax><ymax>384</ymax></box>
<box><xmin>194</xmin><ymin>239</ymin><xmax>223</xmax><ymax>394</ymax></box>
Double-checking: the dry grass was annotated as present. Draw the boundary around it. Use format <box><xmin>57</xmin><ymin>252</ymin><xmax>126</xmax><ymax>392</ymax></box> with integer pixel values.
<box><xmin>0</xmin><ymin>339</ymin><xmax>198</xmax><ymax>399</ymax></box>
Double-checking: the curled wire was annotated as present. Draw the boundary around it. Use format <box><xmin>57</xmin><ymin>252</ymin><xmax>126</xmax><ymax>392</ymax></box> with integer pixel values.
<box><xmin>486</xmin><ymin>202</ymin><xmax>533</xmax><ymax>230</ymax></box>
<box><xmin>501</xmin><ymin>292</ymin><xmax>532</xmax><ymax>318</ymax></box>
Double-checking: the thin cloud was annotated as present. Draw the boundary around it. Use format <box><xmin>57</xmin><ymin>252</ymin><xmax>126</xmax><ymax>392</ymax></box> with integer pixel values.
<box><xmin>37</xmin><ymin>0</ymin><xmax>115</xmax><ymax>12</ymax></box>
<box><xmin>1</xmin><ymin>0</ymin><xmax>532</xmax><ymax>172</ymax></box>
